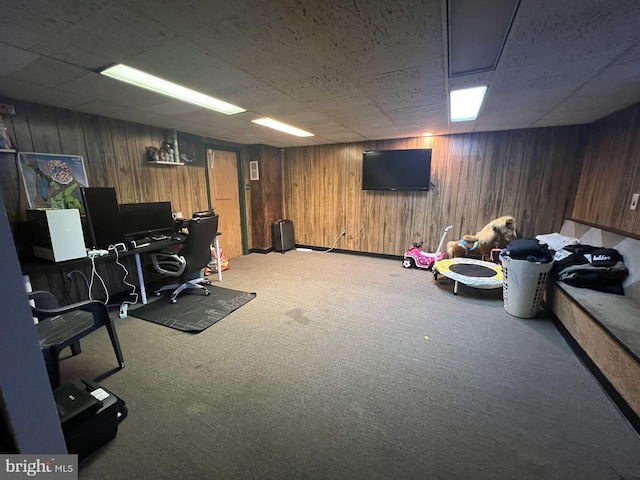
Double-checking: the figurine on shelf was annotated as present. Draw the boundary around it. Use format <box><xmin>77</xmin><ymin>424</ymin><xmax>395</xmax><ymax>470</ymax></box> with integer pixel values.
<box><xmin>161</xmin><ymin>142</ymin><xmax>175</xmax><ymax>162</ymax></box>
<box><xmin>146</xmin><ymin>146</ymin><xmax>160</xmax><ymax>162</ymax></box>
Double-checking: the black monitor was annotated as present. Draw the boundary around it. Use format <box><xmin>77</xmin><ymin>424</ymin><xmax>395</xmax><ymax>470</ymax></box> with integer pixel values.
<box><xmin>362</xmin><ymin>149</ymin><xmax>432</xmax><ymax>191</ymax></box>
<box><xmin>119</xmin><ymin>202</ymin><xmax>174</xmax><ymax>239</ymax></box>
<box><xmin>80</xmin><ymin>187</ymin><xmax>126</xmax><ymax>249</ymax></box>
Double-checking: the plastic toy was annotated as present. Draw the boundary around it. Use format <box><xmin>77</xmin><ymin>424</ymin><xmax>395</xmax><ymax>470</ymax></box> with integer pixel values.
<box><xmin>402</xmin><ymin>225</ymin><xmax>453</xmax><ymax>270</ymax></box>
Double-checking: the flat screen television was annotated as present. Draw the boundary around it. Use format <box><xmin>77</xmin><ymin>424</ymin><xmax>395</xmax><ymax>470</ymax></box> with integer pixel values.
<box><xmin>362</xmin><ymin>149</ymin><xmax>432</xmax><ymax>191</ymax></box>
<box><xmin>80</xmin><ymin>187</ymin><xmax>126</xmax><ymax>249</ymax></box>
<box><xmin>119</xmin><ymin>202</ymin><xmax>174</xmax><ymax>239</ymax></box>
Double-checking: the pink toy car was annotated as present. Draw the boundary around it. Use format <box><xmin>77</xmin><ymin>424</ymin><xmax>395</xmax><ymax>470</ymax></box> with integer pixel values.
<box><xmin>402</xmin><ymin>225</ymin><xmax>453</xmax><ymax>270</ymax></box>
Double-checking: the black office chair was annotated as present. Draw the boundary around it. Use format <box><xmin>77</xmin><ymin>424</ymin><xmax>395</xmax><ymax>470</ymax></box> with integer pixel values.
<box><xmin>27</xmin><ymin>291</ymin><xmax>125</xmax><ymax>389</ymax></box>
<box><xmin>151</xmin><ymin>211</ymin><xmax>219</xmax><ymax>303</ymax></box>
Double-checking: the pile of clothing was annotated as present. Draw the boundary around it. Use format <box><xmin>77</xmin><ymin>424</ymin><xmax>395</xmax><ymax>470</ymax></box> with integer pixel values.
<box><xmin>553</xmin><ymin>244</ymin><xmax>628</xmax><ymax>295</ymax></box>
<box><xmin>504</xmin><ymin>234</ymin><xmax>630</xmax><ymax>295</ymax></box>
<box><xmin>501</xmin><ymin>238</ymin><xmax>554</xmax><ymax>263</ymax></box>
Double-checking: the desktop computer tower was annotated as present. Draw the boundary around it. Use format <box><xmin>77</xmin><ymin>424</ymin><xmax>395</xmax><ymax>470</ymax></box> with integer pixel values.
<box><xmin>27</xmin><ymin>208</ymin><xmax>87</xmax><ymax>262</ymax></box>
<box><xmin>272</xmin><ymin>219</ymin><xmax>295</xmax><ymax>253</ymax></box>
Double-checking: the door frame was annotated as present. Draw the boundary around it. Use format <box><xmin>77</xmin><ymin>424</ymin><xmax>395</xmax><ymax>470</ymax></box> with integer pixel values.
<box><xmin>203</xmin><ymin>144</ymin><xmax>249</xmax><ymax>255</ymax></box>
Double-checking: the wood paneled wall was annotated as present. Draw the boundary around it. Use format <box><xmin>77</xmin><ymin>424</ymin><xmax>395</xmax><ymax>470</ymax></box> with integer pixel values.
<box><xmin>572</xmin><ymin>103</ymin><xmax>640</xmax><ymax>236</ymax></box>
<box><xmin>248</xmin><ymin>145</ymin><xmax>283</xmax><ymax>250</ymax></box>
<box><xmin>0</xmin><ymin>99</ymin><xmax>212</xmax><ymax>224</ymax></box>
<box><xmin>0</xmin><ymin>97</ymin><xmax>251</xmax><ymax>301</ymax></box>
<box><xmin>283</xmin><ymin>127</ymin><xmax>587</xmax><ymax>256</ymax></box>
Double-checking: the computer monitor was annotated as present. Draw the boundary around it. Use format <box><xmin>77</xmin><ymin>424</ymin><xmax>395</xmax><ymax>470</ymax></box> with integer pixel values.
<box><xmin>119</xmin><ymin>202</ymin><xmax>174</xmax><ymax>239</ymax></box>
<box><xmin>80</xmin><ymin>187</ymin><xmax>126</xmax><ymax>249</ymax></box>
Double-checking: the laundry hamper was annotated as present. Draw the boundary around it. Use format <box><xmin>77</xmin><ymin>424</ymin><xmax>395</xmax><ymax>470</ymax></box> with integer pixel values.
<box><xmin>501</xmin><ymin>257</ymin><xmax>554</xmax><ymax>318</ymax></box>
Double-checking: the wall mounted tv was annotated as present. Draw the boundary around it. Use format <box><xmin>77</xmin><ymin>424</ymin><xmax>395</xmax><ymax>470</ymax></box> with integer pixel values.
<box><xmin>362</xmin><ymin>149</ymin><xmax>432</xmax><ymax>191</ymax></box>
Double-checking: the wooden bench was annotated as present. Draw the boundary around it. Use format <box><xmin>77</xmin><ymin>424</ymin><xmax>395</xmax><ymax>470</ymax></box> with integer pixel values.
<box><xmin>545</xmin><ymin>219</ymin><xmax>640</xmax><ymax>419</ymax></box>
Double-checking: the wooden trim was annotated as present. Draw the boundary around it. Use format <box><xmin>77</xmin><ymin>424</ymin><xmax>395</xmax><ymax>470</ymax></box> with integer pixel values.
<box><xmin>566</xmin><ymin>217</ymin><xmax>640</xmax><ymax>242</ymax></box>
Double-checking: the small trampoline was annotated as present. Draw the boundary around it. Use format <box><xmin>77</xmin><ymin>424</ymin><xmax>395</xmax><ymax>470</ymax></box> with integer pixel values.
<box><xmin>433</xmin><ymin>258</ymin><xmax>503</xmax><ymax>295</ymax></box>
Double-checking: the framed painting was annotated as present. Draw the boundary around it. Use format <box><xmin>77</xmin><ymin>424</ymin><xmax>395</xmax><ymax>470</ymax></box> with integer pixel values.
<box><xmin>18</xmin><ymin>152</ymin><xmax>89</xmax><ymax>211</ymax></box>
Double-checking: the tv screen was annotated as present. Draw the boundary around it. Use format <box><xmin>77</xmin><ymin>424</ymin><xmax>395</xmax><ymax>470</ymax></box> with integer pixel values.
<box><xmin>80</xmin><ymin>187</ymin><xmax>126</xmax><ymax>249</ymax></box>
<box><xmin>119</xmin><ymin>202</ymin><xmax>174</xmax><ymax>239</ymax></box>
<box><xmin>362</xmin><ymin>149</ymin><xmax>432</xmax><ymax>191</ymax></box>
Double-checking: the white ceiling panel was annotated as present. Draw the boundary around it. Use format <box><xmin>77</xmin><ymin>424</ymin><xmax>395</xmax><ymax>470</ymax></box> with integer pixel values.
<box><xmin>0</xmin><ymin>0</ymin><xmax>639</xmax><ymax>148</ymax></box>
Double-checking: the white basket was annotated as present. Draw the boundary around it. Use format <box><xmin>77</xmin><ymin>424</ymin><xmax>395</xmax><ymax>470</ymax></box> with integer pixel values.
<box><xmin>501</xmin><ymin>257</ymin><xmax>554</xmax><ymax>318</ymax></box>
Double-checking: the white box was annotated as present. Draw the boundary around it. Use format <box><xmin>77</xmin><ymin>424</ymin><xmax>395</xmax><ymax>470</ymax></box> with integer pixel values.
<box><xmin>27</xmin><ymin>209</ymin><xmax>87</xmax><ymax>262</ymax></box>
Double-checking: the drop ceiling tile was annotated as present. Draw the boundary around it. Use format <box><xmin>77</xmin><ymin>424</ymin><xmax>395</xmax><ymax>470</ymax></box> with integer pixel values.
<box><xmin>0</xmin><ymin>43</ymin><xmax>39</xmax><ymax>75</ymax></box>
<box><xmin>127</xmin><ymin>38</ymin><xmax>256</xmax><ymax>93</ymax></box>
<box><xmin>140</xmin><ymin>101</ymin><xmax>201</xmax><ymax>116</ymax></box>
<box><xmin>127</xmin><ymin>0</ymin><xmax>269</xmax><ymax>37</ymax></box>
<box><xmin>0</xmin><ymin>0</ymin><xmax>104</xmax><ymax>37</ymax></box>
<box><xmin>499</xmin><ymin>0</ymin><xmax>640</xmax><ymax>69</ymax></box>
<box><xmin>0</xmin><ymin>80</ymin><xmax>92</xmax><ymax>109</ymax></box>
<box><xmin>50</xmin><ymin>3</ymin><xmax>174</xmax><ymax>61</ymax></box>
<box><xmin>30</xmin><ymin>39</ymin><xmax>112</xmax><ymax>70</ymax></box>
<box><xmin>0</xmin><ymin>25</ymin><xmax>46</xmax><ymax>50</ymax></box>
<box><xmin>187</xmin><ymin>1</ymin><xmax>311</xmax><ymax>60</ymax></box>
<box><xmin>7</xmin><ymin>57</ymin><xmax>87</xmax><ymax>87</ymax></box>
<box><xmin>74</xmin><ymin>101</ymin><xmax>183</xmax><ymax>128</ymax></box>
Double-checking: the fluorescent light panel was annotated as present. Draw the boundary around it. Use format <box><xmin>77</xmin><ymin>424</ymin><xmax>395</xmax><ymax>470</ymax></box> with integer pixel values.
<box><xmin>100</xmin><ymin>64</ymin><xmax>246</xmax><ymax>115</ymax></box>
<box><xmin>450</xmin><ymin>86</ymin><xmax>487</xmax><ymax>122</ymax></box>
<box><xmin>252</xmin><ymin>118</ymin><xmax>314</xmax><ymax>137</ymax></box>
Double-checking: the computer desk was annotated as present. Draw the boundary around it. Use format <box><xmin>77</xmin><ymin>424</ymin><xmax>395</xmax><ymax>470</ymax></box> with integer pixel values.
<box><xmin>21</xmin><ymin>233</ymin><xmax>222</xmax><ymax>305</ymax></box>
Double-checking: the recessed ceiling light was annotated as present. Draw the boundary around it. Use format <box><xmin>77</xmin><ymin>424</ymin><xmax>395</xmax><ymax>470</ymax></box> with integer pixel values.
<box><xmin>100</xmin><ymin>64</ymin><xmax>246</xmax><ymax>115</ymax></box>
<box><xmin>450</xmin><ymin>86</ymin><xmax>487</xmax><ymax>122</ymax></box>
<box><xmin>252</xmin><ymin>118</ymin><xmax>314</xmax><ymax>137</ymax></box>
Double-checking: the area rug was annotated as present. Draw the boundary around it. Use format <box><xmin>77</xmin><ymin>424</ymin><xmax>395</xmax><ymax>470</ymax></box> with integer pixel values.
<box><xmin>130</xmin><ymin>285</ymin><xmax>256</xmax><ymax>333</ymax></box>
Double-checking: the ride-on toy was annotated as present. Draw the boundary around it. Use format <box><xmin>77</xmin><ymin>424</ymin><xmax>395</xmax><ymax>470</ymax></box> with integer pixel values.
<box><xmin>402</xmin><ymin>225</ymin><xmax>453</xmax><ymax>270</ymax></box>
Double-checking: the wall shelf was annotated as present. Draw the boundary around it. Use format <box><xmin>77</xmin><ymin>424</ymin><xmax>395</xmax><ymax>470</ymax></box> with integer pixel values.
<box><xmin>148</xmin><ymin>160</ymin><xmax>184</xmax><ymax>166</ymax></box>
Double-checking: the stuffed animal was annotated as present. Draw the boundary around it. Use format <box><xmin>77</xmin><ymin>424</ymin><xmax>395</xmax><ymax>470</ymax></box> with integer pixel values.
<box><xmin>446</xmin><ymin>216</ymin><xmax>517</xmax><ymax>259</ymax></box>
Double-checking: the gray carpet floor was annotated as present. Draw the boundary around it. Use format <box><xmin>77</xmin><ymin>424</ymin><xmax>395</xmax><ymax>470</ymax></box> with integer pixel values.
<box><xmin>58</xmin><ymin>251</ymin><xmax>640</xmax><ymax>479</ymax></box>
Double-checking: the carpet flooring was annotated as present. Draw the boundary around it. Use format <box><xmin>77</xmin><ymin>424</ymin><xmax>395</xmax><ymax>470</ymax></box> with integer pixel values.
<box><xmin>51</xmin><ymin>251</ymin><xmax>640</xmax><ymax>479</ymax></box>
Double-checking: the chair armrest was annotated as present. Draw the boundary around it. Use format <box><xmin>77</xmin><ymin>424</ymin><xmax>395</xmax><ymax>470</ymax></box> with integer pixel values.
<box><xmin>151</xmin><ymin>251</ymin><xmax>187</xmax><ymax>276</ymax></box>
<box><xmin>27</xmin><ymin>290</ymin><xmax>59</xmax><ymax>310</ymax></box>
<box><xmin>31</xmin><ymin>299</ymin><xmax>109</xmax><ymax>324</ymax></box>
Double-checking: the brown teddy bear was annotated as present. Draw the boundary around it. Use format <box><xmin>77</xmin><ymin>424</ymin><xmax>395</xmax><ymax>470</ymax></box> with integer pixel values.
<box><xmin>446</xmin><ymin>216</ymin><xmax>517</xmax><ymax>260</ymax></box>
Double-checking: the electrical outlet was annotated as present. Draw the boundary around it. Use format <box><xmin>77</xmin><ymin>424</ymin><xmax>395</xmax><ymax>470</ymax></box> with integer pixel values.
<box><xmin>631</xmin><ymin>193</ymin><xmax>639</xmax><ymax>211</ymax></box>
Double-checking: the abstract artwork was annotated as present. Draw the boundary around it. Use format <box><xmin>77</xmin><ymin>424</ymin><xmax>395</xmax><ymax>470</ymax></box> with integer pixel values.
<box><xmin>18</xmin><ymin>152</ymin><xmax>89</xmax><ymax>211</ymax></box>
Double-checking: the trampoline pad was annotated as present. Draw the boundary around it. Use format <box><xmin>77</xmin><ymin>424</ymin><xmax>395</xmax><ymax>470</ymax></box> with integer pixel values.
<box><xmin>449</xmin><ymin>263</ymin><xmax>497</xmax><ymax>277</ymax></box>
<box><xmin>435</xmin><ymin>258</ymin><xmax>503</xmax><ymax>289</ymax></box>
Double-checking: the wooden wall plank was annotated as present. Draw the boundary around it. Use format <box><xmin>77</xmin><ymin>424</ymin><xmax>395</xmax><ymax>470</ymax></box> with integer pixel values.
<box><xmin>23</xmin><ymin>103</ymin><xmax>61</xmax><ymax>153</ymax></box>
<box><xmin>284</xmin><ymin>126</ymin><xmax>586</xmax><ymax>256</ymax></box>
<box><xmin>573</xmin><ymin>103</ymin><xmax>640</xmax><ymax>236</ymax></box>
<box><xmin>2</xmin><ymin>98</ymin><xmax>246</xmax><ymax>300</ymax></box>
<box><xmin>80</xmin><ymin>113</ymin><xmax>110</xmax><ymax>188</ymax></box>
<box><xmin>5</xmin><ymin>96</ymin><xmax>640</xmax><ymax>295</ymax></box>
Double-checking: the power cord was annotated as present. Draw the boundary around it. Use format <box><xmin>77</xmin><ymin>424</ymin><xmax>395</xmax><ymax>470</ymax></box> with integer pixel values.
<box><xmin>87</xmin><ymin>251</ymin><xmax>109</xmax><ymax>305</ymax></box>
<box><xmin>65</xmin><ymin>270</ymin><xmax>91</xmax><ymax>303</ymax></box>
<box><xmin>109</xmin><ymin>245</ymin><xmax>139</xmax><ymax>318</ymax></box>
<box><xmin>319</xmin><ymin>230</ymin><xmax>346</xmax><ymax>253</ymax></box>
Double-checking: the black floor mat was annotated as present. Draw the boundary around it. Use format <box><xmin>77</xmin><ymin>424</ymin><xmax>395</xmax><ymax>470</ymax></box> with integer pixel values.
<box><xmin>130</xmin><ymin>285</ymin><xmax>256</xmax><ymax>332</ymax></box>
